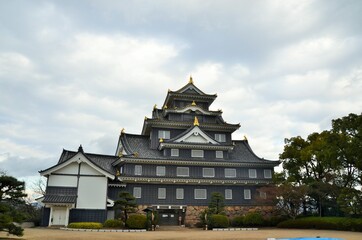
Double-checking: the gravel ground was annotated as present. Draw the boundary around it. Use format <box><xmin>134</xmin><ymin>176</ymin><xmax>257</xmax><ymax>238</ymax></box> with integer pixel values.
<box><xmin>1</xmin><ymin>227</ymin><xmax>361</xmax><ymax>240</ymax></box>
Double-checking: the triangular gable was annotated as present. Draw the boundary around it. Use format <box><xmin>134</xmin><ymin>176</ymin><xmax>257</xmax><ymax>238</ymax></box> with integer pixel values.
<box><xmin>173</xmin><ymin>126</ymin><xmax>219</xmax><ymax>144</ymax></box>
<box><xmin>40</xmin><ymin>152</ymin><xmax>115</xmax><ymax>179</ymax></box>
<box><xmin>176</xmin><ymin>83</ymin><xmax>206</xmax><ymax>95</ymax></box>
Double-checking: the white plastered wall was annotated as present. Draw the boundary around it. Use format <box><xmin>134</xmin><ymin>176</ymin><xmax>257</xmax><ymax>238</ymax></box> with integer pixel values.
<box><xmin>77</xmin><ymin>176</ymin><xmax>107</xmax><ymax>209</ymax></box>
<box><xmin>55</xmin><ymin>162</ymin><xmax>79</xmax><ymax>174</ymax></box>
<box><xmin>48</xmin><ymin>175</ymin><xmax>77</xmax><ymax>187</ymax></box>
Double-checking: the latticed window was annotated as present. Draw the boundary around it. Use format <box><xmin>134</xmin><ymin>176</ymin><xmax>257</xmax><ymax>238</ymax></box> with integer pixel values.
<box><xmin>158</xmin><ymin>188</ymin><xmax>166</xmax><ymax>199</ymax></box>
<box><xmin>156</xmin><ymin>166</ymin><xmax>166</xmax><ymax>176</ymax></box>
<box><xmin>194</xmin><ymin>189</ymin><xmax>207</xmax><ymax>199</ymax></box>
<box><xmin>215</xmin><ymin>133</ymin><xmax>226</xmax><ymax>142</ymax></box>
<box><xmin>158</xmin><ymin>130</ymin><xmax>170</xmax><ymax>139</ymax></box>
<box><xmin>264</xmin><ymin>169</ymin><xmax>272</xmax><ymax>178</ymax></box>
<box><xmin>249</xmin><ymin>169</ymin><xmax>257</xmax><ymax>178</ymax></box>
<box><xmin>191</xmin><ymin>149</ymin><xmax>204</xmax><ymax>157</ymax></box>
<box><xmin>202</xmin><ymin>168</ymin><xmax>215</xmax><ymax>177</ymax></box>
<box><xmin>177</xmin><ymin>167</ymin><xmax>189</xmax><ymax>177</ymax></box>
<box><xmin>133</xmin><ymin>187</ymin><xmax>142</xmax><ymax>198</ymax></box>
<box><xmin>216</xmin><ymin>151</ymin><xmax>223</xmax><ymax>158</ymax></box>
<box><xmin>171</xmin><ymin>149</ymin><xmax>179</xmax><ymax>157</ymax></box>
<box><xmin>225</xmin><ymin>168</ymin><xmax>236</xmax><ymax>178</ymax></box>
<box><xmin>176</xmin><ymin>188</ymin><xmax>184</xmax><ymax>199</ymax></box>
<box><xmin>225</xmin><ymin>189</ymin><xmax>232</xmax><ymax>199</ymax></box>
<box><xmin>244</xmin><ymin>189</ymin><xmax>251</xmax><ymax>199</ymax></box>
<box><xmin>135</xmin><ymin>165</ymin><xmax>142</xmax><ymax>175</ymax></box>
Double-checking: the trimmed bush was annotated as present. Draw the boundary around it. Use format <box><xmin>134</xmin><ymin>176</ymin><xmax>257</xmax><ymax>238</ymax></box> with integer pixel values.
<box><xmin>277</xmin><ymin>217</ymin><xmax>362</xmax><ymax>232</ymax></box>
<box><xmin>104</xmin><ymin>219</ymin><xmax>124</xmax><ymax>229</ymax></box>
<box><xmin>68</xmin><ymin>222</ymin><xmax>103</xmax><ymax>229</ymax></box>
<box><xmin>231</xmin><ymin>216</ymin><xmax>244</xmax><ymax>227</ymax></box>
<box><xmin>126</xmin><ymin>214</ymin><xmax>147</xmax><ymax>229</ymax></box>
<box><xmin>243</xmin><ymin>212</ymin><xmax>264</xmax><ymax>227</ymax></box>
<box><xmin>209</xmin><ymin>214</ymin><xmax>229</xmax><ymax>229</ymax></box>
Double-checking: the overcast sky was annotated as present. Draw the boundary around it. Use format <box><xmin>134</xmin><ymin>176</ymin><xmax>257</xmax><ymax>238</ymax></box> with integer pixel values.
<box><xmin>1</xmin><ymin>0</ymin><xmax>362</xmax><ymax>198</ymax></box>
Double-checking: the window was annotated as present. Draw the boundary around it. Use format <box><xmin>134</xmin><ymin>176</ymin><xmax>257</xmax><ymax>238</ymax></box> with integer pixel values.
<box><xmin>156</xmin><ymin>166</ymin><xmax>166</xmax><ymax>176</ymax></box>
<box><xmin>176</xmin><ymin>188</ymin><xmax>184</xmax><ymax>199</ymax></box>
<box><xmin>158</xmin><ymin>188</ymin><xmax>166</xmax><ymax>199</ymax></box>
<box><xmin>264</xmin><ymin>169</ymin><xmax>272</xmax><ymax>179</ymax></box>
<box><xmin>158</xmin><ymin>130</ymin><xmax>170</xmax><ymax>139</ymax></box>
<box><xmin>191</xmin><ymin>149</ymin><xmax>204</xmax><ymax>158</ymax></box>
<box><xmin>133</xmin><ymin>187</ymin><xmax>141</xmax><ymax>198</ymax></box>
<box><xmin>203</xmin><ymin>168</ymin><xmax>215</xmax><ymax>177</ymax></box>
<box><xmin>216</xmin><ymin>151</ymin><xmax>223</xmax><ymax>158</ymax></box>
<box><xmin>177</xmin><ymin>167</ymin><xmax>189</xmax><ymax>177</ymax></box>
<box><xmin>194</xmin><ymin>189</ymin><xmax>207</xmax><ymax>199</ymax></box>
<box><xmin>135</xmin><ymin>165</ymin><xmax>142</xmax><ymax>175</ymax></box>
<box><xmin>259</xmin><ymin>191</ymin><xmax>267</xmax><ymax>199</ymax></box>
<box><xmin>171</xmin><ymin>149</ymin><xmax>179</xmax><ymax>157</ymax></box>
<box><xmin>225</xmin><ymin>168</ymin><xmax>236</xmax><ymax>178</ymax></box>
<box><xmin>225</xmin><ymin>189</ymin><xmax>232</xmax><ymax>200</ymax></box>
<box><xmin>215</xmin><ymin>133</ymin><xmax>226</xmax><ymax>142</ymax></box>
<box><xmin>244</xmin><ymin>189</ymin><xmax>251</xmax><ymax>199</ymax></box>
<box><xmin>249</xmin><ymin>169</ymin><xmax>257</xmax><ymax>178</ymax></box>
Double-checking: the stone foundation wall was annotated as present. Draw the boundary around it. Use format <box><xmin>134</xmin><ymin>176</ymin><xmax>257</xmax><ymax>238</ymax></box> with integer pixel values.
<box><xmin>185</xmin><ymin>205</ymin><xmax>275</xmax><ymax>227</ymax></box>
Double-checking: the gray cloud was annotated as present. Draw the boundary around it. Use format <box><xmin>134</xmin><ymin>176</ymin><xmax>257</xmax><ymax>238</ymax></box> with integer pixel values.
<box><xmin>1</xmin><ymin>0</ymin><xmax>362</xmax><ymax>194</ymax></box>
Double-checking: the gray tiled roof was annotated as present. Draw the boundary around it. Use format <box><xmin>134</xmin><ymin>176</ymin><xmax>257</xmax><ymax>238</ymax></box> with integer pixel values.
<box><xmin>122</xmin><ymin>134</ymin><xmax>163</xmax><ymax>158</ymax></box>
<box><xmin>42</xmin><ymin>149</ymin><xmax>118</xmax><ymax>175</ymax></box>
<box><xmin>43</xmin><ymin>195</ymin><xmax>77</xmax><ymax>203</ymax></box>
<box><xmin>121</xmin><ymin>133</ymin><xmax>278</xmax><ymax>165</ymax></box>
<box><xmin>43</xmin><ymin>186</ymin><xmax>77</xmax><ymax>203</ymax></box>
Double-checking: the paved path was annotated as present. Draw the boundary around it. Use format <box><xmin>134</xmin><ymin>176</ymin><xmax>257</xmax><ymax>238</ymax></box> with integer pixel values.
<box><xmin>1</xmin><ymin>227</ymin><xmax>361</xmax><ymax>240</ymax></box>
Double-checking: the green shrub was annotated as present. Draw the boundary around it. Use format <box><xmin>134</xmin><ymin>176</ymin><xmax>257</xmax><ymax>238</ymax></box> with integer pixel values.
<box><xmin>231</xmin><ymin>216</ymin><xmax>244</xmax><ymax>227</ymax></box>
<box><xmin>243</xmin><ymin>212</ymin><xmax>264</xmax><ymax>227</ymax></box>
<box><xmin>126</xmin><ymin>214</ymin><xmax>147</xmax><ymax>229</ymax></box>
<box><xmin>104</xmin><ymin>219</ymin><xmax>124</xmax><ymax>228</ymax></box>
<box><xmin>67</xmin><ymin>222</ymin><xmax>103</xmax><ymax>229</ymax></box>
<box><xmin>277</xmin><ymin>217</ymin><xmax>362</xmax><ymax>232</ymax></box>
<box><xmin>209</xmin><ymin>214</ymin><xmax>229</xmax><ymax>229</ymax></box>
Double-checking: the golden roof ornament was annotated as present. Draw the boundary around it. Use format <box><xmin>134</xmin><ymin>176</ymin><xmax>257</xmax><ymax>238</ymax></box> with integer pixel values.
<box><xmin>116</xmin><ymin>169</ymin><xmax>120</xmax><ymax>176</ymax></box>
<box><xmin>189</xmin><ymin>75</ymin><xmax>193</xmax><ymax>84</ymax></box>
<box><xmin>144</xmin><ymin>116</ymin><xmax>148</xmax><ymax>120</ymax></box>
<box><xmin>159</xmin><ymin>138</ymin><xmax>164</xmax><ymax>143</ymax></box>
<box><xmin>194</xmin><ymin>116</ymin><xmax>199</xmax><ymax>126</ymax></box>
<box><xmin>120</xmin><ymin>128</ymin><xmax>125</xmax><ymax>135</ymax></box>
<box><xmin>191</xmin><ymin>101</ymin><xmax>197</xmax><ymax>106</ymax></box>
<box><xmin>118</xmin><ymin>152</ymin><xmax>123</xmax><ymax>157</ymax></box>
<box><xmin>244</xmin><ymin>135</ymin><xmax>248</xmax><ymax>141</ymax></box>
<box><xmin>134</xmin><ymin>152</ymin><xmax>139</xmax><ymax>157</ymax></box>
<box><xmin>163</xmin><ymin>105</ymin><xmax>168</xmax><ymax>109</ymax></box>
<box><xmin>153</xmin><ymin>104</ymin><xmax>157</xmax><ymax>110</ymax></box>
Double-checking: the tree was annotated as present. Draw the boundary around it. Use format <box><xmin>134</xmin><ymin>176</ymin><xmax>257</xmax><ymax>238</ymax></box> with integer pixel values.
<box><xmin>208</xmin><ymin>192</ymin><xmax>225</xmax><ymax>215</ymax></box>
<box><xmin>331</xmin><ymin>113</ymin><xmax>362</xmax><ymax>187</ymax></box>
<box><xmin>114</xmin><ymin>191</ymin><xmax>137</xmax><ymax>221</ymax></box>
<box><xmin>337</xmin><ymin>188</ymin><xmax>362</xmax><ymax>216</ymax></box>
<box><xmin>0</xmin><ymin>173</ymin><xmax>27</xmax><ymax>236</ymax></box>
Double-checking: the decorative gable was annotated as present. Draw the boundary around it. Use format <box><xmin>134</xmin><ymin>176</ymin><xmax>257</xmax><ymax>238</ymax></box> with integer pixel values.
<box><xmin>174</xmin><ymin>126</ymin><xmax>219</xmax><ymax>144</ymax></box>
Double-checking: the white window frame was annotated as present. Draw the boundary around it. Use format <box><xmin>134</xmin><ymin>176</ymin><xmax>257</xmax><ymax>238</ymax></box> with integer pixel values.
<box><xmin>202</xmin><ymin>168</ymin><xmax>215</xmax><ymax>178</ymax></box>
<box><xmin>225</xmin><ymin>168</ymin><xmax>236</xmax><ymax>178</ymax></box>
<box><xmin>171</xmin><ymin>148</ymin><xmax>179</xmax><ymax>157</ymax></box>
<box><xmin>225</xmin><ymin>189</ymin><xmax>232</xmax><ymax>200</ymax></box>
<box><xmin>191</xmin><ymin>149</ymin><xmax>204</xmax><ymax>158</ymax></box>
<box><xmin>176</xmin><ymin>188</ymin><xmax>184</xmax><ymax>200</ymax></box>
<box><xmin>260</xmin><ymin>191</ymin><xmax>267</xmax><ymax>199</ymax></box>
<box><xmin>158</xmin><ymin>130</ymin><xmax>170</xmax><ymax>139</ymax></box>
<box><xmin>244</xmin><ymin>189</ymin><xmax>251</xmax><ymax>200</ymax></box>
<box><xmin>133</xmin><ymin>187</ymin><xmax>141</xmax><ymax>198</ymax></box>
<box><xmin>216</xmin><ymin>151</ymin><xmax>223</xmax><ymax>158</ymax></box>
<box><xmin>176</xmin><ymin>167</ymin><xmax>189</xmax><ymax>177</ymax></box>
<box><xmin>249</xmin><ymin>169</ymin><xmax>257</xmax><ymax>178</ymax></box>
<box><xmin>194</xmin><ymin>189</ymin><xmax>207</xmax><ymax>199</ymax></box>
<box><xmin>156</xmin><ymin>166</ymin><xmax>166</xmax><ymax>176</ymax></box>
<box><xmin>135</xmin><ymin>165</ymin><xmax>142</xmax><ymax>175</ymax></box>
<box><xmin>215</xmin><ymin>133</ymin><xmax>226</xmax><ymax>142</ymax></box>
<box><xmin>158</xmin><ymin>188</ymin><xmax>166</xmax><ymax>199</ymax></box>
<box><xmin>264</xmin><ymin>169</ymin><xmax>272</xmax><ymax>179</ymax></box>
